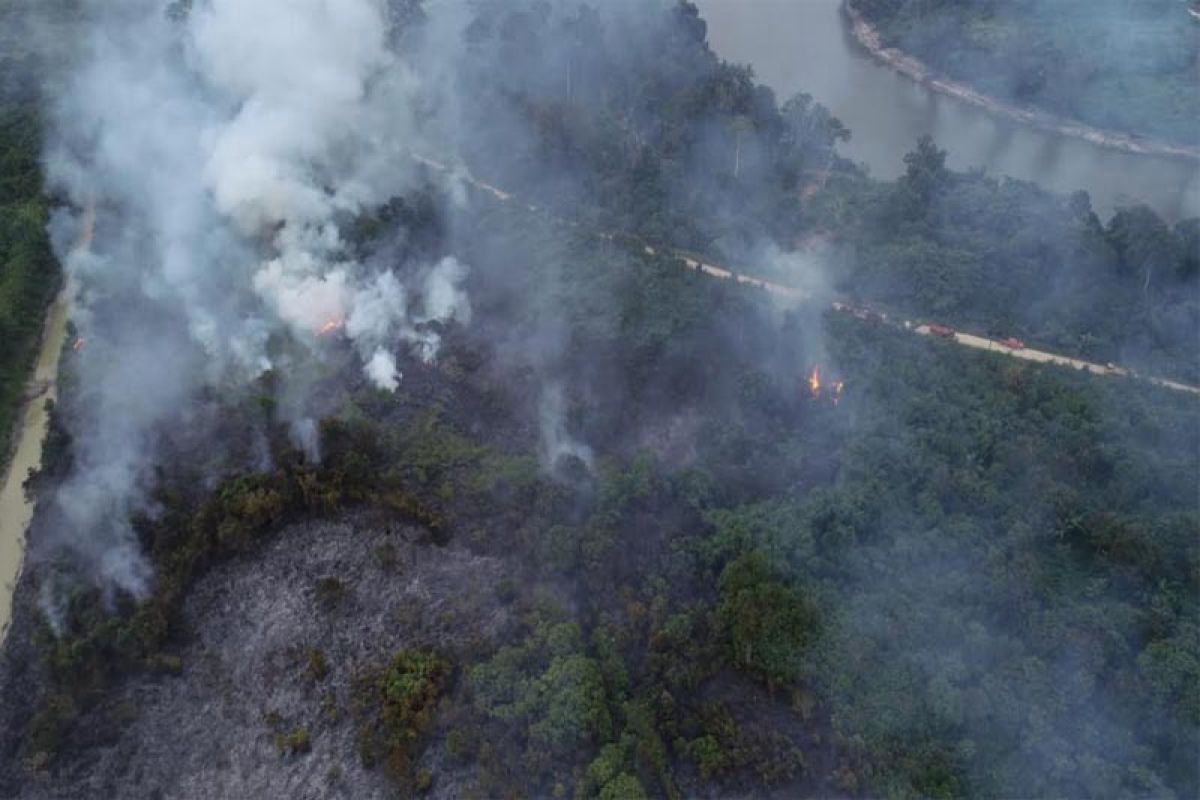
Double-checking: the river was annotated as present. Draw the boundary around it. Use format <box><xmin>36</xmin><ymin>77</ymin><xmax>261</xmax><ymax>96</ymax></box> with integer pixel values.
<box><xmin>694</xmin><ymin>0</ymin><xmax>1200</xmax><ymax>221</ymax></box>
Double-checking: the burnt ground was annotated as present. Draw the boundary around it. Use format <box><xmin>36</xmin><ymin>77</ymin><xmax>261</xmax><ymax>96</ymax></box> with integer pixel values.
<box><xmin>0</xmin><ymin>511</ymin><xmax>515</xmax><ymax>800</ymax></box>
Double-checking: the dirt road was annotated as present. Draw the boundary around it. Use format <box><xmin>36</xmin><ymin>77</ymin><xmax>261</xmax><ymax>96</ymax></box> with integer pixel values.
<box><xmin>918</xmin><ymin>327</ymin><xmax>1199</xmax><ymax>395</ymax></box>
<box><xmin>419</xmin><ymin>153</ymin><xmax>1199</xmax><ymax>396</ymax></box>
<box><xmin>0</xmin><ymin>203</ymin><xmax>90</xmax><ymax>644</ymax></box>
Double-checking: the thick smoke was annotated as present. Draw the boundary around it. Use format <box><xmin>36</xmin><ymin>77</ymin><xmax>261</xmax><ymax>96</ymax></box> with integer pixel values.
<box><xmin>41</xmin><ymin>0</ymin><xmax>471</xmax><ymax>599</ymax></box>
<box><xmin>38</xmin><ymin>0</ymin><xmax>835</xmax><ymax>609</ymax></box>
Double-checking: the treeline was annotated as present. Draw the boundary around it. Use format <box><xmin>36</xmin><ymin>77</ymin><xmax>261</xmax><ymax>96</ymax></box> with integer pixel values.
<box><xmin>852</xmin><ymin>0</ymin><xmax>1200</xmax><ymax>147</ymax></box>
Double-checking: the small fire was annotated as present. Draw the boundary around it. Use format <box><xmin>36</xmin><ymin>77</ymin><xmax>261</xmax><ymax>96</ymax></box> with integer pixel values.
<box><xmin>316</xmin><ymin>318</ymin><xmax>345</xmax><ymax>337</ymax></box>
<box><xmin>72</xmin><ymin>337</ymin><xmax>87</xmax><ymax>353</ymax></box>
<box><xmin>806</xmin><ymin>365</ymin><xmax>845</xmax><ymax>404</ymax></box>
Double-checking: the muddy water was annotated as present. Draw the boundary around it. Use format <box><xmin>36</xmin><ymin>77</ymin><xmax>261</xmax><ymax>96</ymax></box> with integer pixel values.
<box><xmin>694</xmin><ymin>0</ymin><xmax>1200</xmax><ymax>221</ymax></box>
<box><xmin>0</xmin><ymin>287</ymin><xmax>70</xmax><ymax>643</ymax></box>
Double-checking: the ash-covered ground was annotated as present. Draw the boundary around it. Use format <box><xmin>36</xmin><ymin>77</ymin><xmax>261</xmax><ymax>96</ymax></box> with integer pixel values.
<box><xmin>0</xmin><ymin>512</ymin><xmax>513</xmax><ymax>800</ymax></box>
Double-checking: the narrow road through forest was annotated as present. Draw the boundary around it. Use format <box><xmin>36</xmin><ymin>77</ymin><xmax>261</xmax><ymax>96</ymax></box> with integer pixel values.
<box><xmin>414</xmin><ymin>154</ymin><xmax>1200</xmax><ymax>397</ymax></box>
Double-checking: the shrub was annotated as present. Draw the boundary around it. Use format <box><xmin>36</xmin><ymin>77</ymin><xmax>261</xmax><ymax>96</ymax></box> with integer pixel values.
<box><xmin>415</xmin><ymin>768</ymin><xmax>433</xmax><ymax>793</ymax></box>
<box><xmin>315</xmin><ymin>577</ymin><xmax>347</xmax><ymax>611</ymax></box>
<box><xmin>356</xmin><ymin>650</ymin><xmax>450</xmax><ymax>784</ymax></box>
<box><xmin>306</xmin><ymin>648</ymin><xmax>329</xmax><ymax>682</ymax></box>
<box><xmin>276</xmin><ymin>727</ymin><xmax>311</xmax><ymax>756</ymax></box>
<box><xmin>375</xmin><ymin>541</ymin><xmax>399</xmax><ymax>570</ymax></box>
<box><xmin>598</xmin><ymin>773</ymin><xmax>648</xmax><ymax>800</ymax></box>
<box><xmin>148</xmin><ymin>653</ymin><xmax>182</xmax><ymax>675</ymax></box>
<box><xmin>446</xmin><ymin>728</ymin><xmax>475</xmax><ymax>762</ymax></box>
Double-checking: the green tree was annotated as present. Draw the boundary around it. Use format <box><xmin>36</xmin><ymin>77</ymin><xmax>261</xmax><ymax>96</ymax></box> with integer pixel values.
<box><xmin>1106</xmin><ymin>204</ymin><xmax>1181</xmax><ymax>299</ymax></box>
<box><xmin>718</xmin><ymin>551</ymin><xmax>820</xmax><ymax>685</ymax></box>
<box><xmin>598</xmin><ymin>772</ymin><xmax>648</xmax><ymax>800</ymax></box>
<box><xmin>897</xmin><ymin>134</ymin><xmax>949</xmax><ymax>219</ymax></box>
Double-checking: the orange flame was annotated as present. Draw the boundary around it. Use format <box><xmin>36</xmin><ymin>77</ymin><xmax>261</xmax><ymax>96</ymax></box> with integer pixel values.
<box><xmin>72</xmin><ymin>337</ymin><xmax>87</xmax><ymax>353</ymax></box>
<box><xmin>316</xmin><ymin>318</ymin><xmax>345</xmax><ymax>337</ymax></box>
<box><xmin>807</xmin><ymin>365</ymin><xmax>846</xmax><ymax>404</ymax></box>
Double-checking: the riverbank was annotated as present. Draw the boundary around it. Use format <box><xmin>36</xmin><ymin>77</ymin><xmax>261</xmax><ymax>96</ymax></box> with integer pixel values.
<box><xmin>0</xmin><ymin>286</ymin><xmax>70</xmax><ymax>645</ymax></box>
<box><xmin>842</xmin><ymin>0</ymin><xmax>1200</xmax><ymax>163</ymax></box>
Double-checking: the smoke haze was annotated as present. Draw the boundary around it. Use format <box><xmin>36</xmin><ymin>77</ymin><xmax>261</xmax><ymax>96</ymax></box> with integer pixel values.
<box><xmin>41</xmin><ymin>0</ymin><xmax>473</xmax><ymax>597</ymax></box>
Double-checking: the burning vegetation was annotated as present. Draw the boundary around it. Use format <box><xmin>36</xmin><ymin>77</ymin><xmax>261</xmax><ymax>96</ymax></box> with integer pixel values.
<box><xmin>806</xmin><ymin>365</ymin><xmax>845</xmax><ymax>404</ymax></box>
<box><xmin>315</xmin><ymin>318</ymin><xmax>345</xmax><ymax>338</ymax></box>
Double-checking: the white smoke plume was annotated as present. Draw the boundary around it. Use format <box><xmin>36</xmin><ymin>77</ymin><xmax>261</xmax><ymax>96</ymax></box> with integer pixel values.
<box><xmin>539</xmin><ymin>383</ymin><xmax>594</xmax><ymax>476</ymax></box>
<box><xmin>40</xmin><ymin>0</ymin><xmax>473</xmax><ymax>600</ymax></box>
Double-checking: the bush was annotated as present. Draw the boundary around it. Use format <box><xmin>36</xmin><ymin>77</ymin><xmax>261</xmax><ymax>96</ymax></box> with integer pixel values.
<box><xmin>356</xmin><ymin>650</ymin><xmax>450</xmax><ymax>784</ymax></box>
<box><xmin>315</xmin><ymin>577</ymin><xmax>347</xmax><ymax>611</ymax></box>
<box><xmin>148</xmin><ymin>653</ymin><xmax>182</xmax><ymax>675</ymax></box>
<box><xmin>275</xmin><ymin>727</ymin><xmax>311</xmax><ymax>756</ymax></box>
<box><xmin>597</xmin><ymin>772</ymin><xmax>648</xmax><ymax>800</ymax></box>
<box><xmin>306</xmin><ymin>648</ymin><xmax>329</xmax><ymax>682</ymax></box>
<box><xmin>445</xmin><ymin>727</ymin><xmax>475</xmax><ymax>762</ymax></box>
<box><xmin>414</xmin><ymin>768</ymin><xmax>433</xmax><ymax>792</ymax></box>
<box><xmin>687</xmin><ymin>734</ymin><xmax>725</xmax><ymax>780</ymax></box>
<box><xmin>375</xmin><ymin>541</ymin><xmax>399</xmax><ymax>570</ymax></box>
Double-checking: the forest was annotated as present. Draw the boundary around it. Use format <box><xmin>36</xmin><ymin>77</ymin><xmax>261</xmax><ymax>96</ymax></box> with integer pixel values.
<box><xmin>0</xmin><ymin>0</ymin><xmax>61</xmax><ymax>461</ymax></box>
<box><xmin>851</xmin><ymin>0</ymin><xmax>1200</xmax><ymax>148</ymax></box>
<box><xmin>818</xmin><ymin>137</ymin><xmax>1200</xmax><ymax>382</ymax></box>
<box><xmin>437</xmin><ymin>0</ymin><xmax>1199</xmax><ymax>382</ymax></box>
<box><xmin>0</xmin><ymin>1</ymin><xmax>1196</xmax><ymax>799</ymax></box>
<box><xmin>11</xmin><ymin>190</ymin><xmax>1197</xmax><ymax>798</ymax></box>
